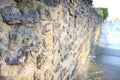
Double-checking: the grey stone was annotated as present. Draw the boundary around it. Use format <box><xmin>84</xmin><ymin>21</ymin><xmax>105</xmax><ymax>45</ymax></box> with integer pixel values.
<box><xmin>0</xmin><ymin>43</ymin><xmax>8</xmax><ymax>50</ymax></box>
<box><xmin>5</xmin><ymin>57</ymin><xmax>19</xmax><ymax>65</ymax></box>
<box><xmin>39</xmin><ymin>9</ymin><xmax>50</xmax><ymax>20</ymax></box>
<box><xmin>8</xmin><ymin>27</ymin><xmax>36</xmax><ymax>52</ymax></box>
<box><xmin>61</xmin><ymin>53</ymin><xmax>69</xmax><ymax>62</ymax></box>
<box><xmin>5</xmin><ymin>46</ymin><xmax>28</xmax><ymax>65</ymax></box>
<box><xmin>31</xmin><ymin>41</ymin><xmax>40</xmax><ymax>46</ymax></box>
<box><xmin>62</xmin><ymin>68</ymin><xmax>68</xmax><ymax>76</ymax></box>
<box><xmin>75</xmin><ymin>9</ymin><xmax>82</xmax><ymax>17</ymax></box>
<box><xmin>16</xmin><ymin>47</ymin><xmax>28</xmax><ymax>63</ymax></box>
<box><xmin>1</xmin><ymin>7</ymin><xmax>39</xmax><ymax>24</ymax></box>
<box><xmin>9</xmin><ymin>27</ymin><xmax>33</xmax><ymax>43</ymax></box>
<box><xmin>37</xmin><ymin>54</ymin><xmax>45</xmax><ymax>69</ymax></box>
<box><xmin>40</xmin><ymin>0</ymin><xmax>59</xmax><ymax>7</ymax></box>
<box><xmin>0</xmin><ymin>53</ymin><xmax>2</xmax><ymax>61</ymax></box>
<box><xmin>54</xmin><ymin>22</ymin><xmax>60</xmax><ymax>28</ymax></box>
<box><xmin>39</xmin><ymin>8</ymin><xmax>57</xmax><ymax>21</ymax></box>
<box><xmin>54</xmin><ymin>63</ymin><xmax>61</xmax><ymax>73</ymax></box>
<box><xmin>0</xmin><ymin>0</ymin><xmax>15</xmax><ymax>6</ymax></box>
<box><xmin>70</xmin><ymin>68</ymin><xmax>76</xmax><ymax>79</ymax></box>
<box><xmin>17</xmin><ymin>46</ymin><xmax>28</xmax><ymax>58</ymax></box>
<box><xmin>61</xmin><ymin>0</ymin><xmax>69</xmax><ymax>8</ymax></box>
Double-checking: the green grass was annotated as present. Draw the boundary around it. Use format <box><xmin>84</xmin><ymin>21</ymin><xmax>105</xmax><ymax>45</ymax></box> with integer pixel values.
<box><xmin>95</xmin><ymin>8</ymin><xmax>108</xmax><ymax>20</ymax></box>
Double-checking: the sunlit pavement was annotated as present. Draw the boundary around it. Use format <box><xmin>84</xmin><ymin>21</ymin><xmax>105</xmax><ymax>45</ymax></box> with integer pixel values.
<box><xmin>96</xmin><ymin>21</ymin><xmax>120</xmax><ymax>80</ymax></box>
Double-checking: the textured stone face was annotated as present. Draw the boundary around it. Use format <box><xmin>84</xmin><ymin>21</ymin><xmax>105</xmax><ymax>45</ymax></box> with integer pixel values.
<box><xmin>39</xmin><ymin>8</ymin><xmax>58</xmax><ymax>21</ymax></box>
<box><xmin>40</xmin><ymin>0</ymin><xmax>59</xmax><ymax>6</ymax></box>
<box><xmin>1</xmin><ymin>27</ymin><xmax>38</xmax><ymax>65</ymax></box>
<box><xmin>0</xmin><ymin>0</ymin><xmax>102</xmax><ymax>80</ymax></box>
<box><xmin>1</xmin><ymin>7</ymin><xmax>39</xmax><ymax>24</ymax></box>
<box><xmin>9</xmin><ymin>28</ymin><xmax>33</xmax><ymax>43</ymax></box>
<box><xmin>0</xmin><ymin>0</ymin><xmax>15</xmax><ymax>6</ymax></box>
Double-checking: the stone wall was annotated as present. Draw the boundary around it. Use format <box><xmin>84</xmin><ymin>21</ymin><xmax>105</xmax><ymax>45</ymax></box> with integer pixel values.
<box><xmin>0</xmin><ymin>0</ymin><xmax>103</xmax><ymax>80</ymax></box>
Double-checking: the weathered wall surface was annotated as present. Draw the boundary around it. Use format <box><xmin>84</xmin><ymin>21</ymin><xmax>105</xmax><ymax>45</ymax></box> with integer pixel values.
<box><xmin>0</xmin><ymin>0</ymin><xmax>102</xmax><ymax>80</ymax></box>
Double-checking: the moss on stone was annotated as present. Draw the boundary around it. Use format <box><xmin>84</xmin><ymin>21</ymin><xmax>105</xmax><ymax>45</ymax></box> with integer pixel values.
<box><xmin>16</xmin><ymin>0</ymin><xmax>48</xmax><ymax>11</ymax></box>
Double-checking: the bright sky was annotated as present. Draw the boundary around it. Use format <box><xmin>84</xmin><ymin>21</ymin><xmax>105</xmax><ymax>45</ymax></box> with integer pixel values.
<box><xmin>93</xmin><ymin>0</ymin><xmax>120</xmax><ymax>20</ymax></box>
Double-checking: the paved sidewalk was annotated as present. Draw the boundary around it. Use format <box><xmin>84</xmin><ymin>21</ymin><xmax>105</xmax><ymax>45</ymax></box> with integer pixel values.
<box><xmin>97</xmin><ymin>21</ymin><xmax>120</xmax><ymax>80</ymax></box>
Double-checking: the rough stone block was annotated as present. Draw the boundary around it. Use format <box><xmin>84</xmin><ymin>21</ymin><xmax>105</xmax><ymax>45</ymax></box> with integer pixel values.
<box><xmin>40</xmin><ymin>0</ymin><xmax>59</xmax><ymax>7</ymax></box>
<box><xmin>44</xmin><ymin>36</ymin><xmax>53</xmax><ymax>48</ymax></box>
<box><xmin>39</xmin><ymin>9</ymin><xmax>50</xmax><ymax>21</ymax></box>
<box><xmin>53</xmin><ymin>22</ymin><xmax>60</xmax><ymax>32</ymax></box>
<box><xmin>9</xmin><ymin>27</ymin><xmax>34</xmax><ymax>45</ymax></box>
<box><xmin>69</xmin><ymin>16</ymin><xmax>75</xmax><ymax>27</ymax></box>
<box><xmin>5</xmin><ymin>57</ymin><xmax>19</xmax><ymax>65</ymax></box>
<box><xmin>57</xmin><ymin>7</ymin><xmax>63</xmax><ymax>24</ymax></box>
<box><xmin>69</xmin><ymin>4</ymin><xmax>75</xmax><ymax>16</ymax></box>
<box><xmin>0</xmin><ymin>0</ymin><xmax>15</xmax><ymax>7</ymax></box>
<box><xmin>39</xmin><ymin>8</ymin><xmax>58</xmax><ymax>21</ymax></box>
<box><xmin>42</xmin><ymin>23</ymin><xmax>53</xmax><ymax>35</ymax></box>
<box><xmin>37</xmin><ymin>54</ymin><xmax>46</xmax><ymax>69</ymax></box>
<box><xmin>61</xmin><ymin>0</ymin><xmax>69</xmax><ymax>8</ymax></box>
<box><xmin>0</xmin><ymin>0</ymin><xmax>103</xmax><ymax>80</ymax></box>
<box><xmin>1</xmin><ymin>7</ymin><xmax>39</xmax><ymax>24</ymax></box>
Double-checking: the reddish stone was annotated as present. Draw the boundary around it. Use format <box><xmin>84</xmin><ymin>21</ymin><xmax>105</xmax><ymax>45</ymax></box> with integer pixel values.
<box><xmin>57</xmin><ymin>9</ymin><xmax>63</xmax><ymax>24</ymax></box>
<box><xmin>8</xmin><ymin>20</ymin><xmax>21</xmax><ymax>25</ymax></box>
